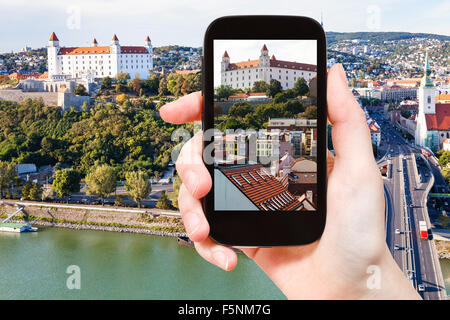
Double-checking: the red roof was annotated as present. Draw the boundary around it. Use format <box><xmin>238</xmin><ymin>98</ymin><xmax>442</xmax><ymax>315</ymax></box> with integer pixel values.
<box><xmin>58</xmin><ymin>46</ymin><xmax>111</xmax><ymax>55</ymax></box>
<box><xmin>145</xmin><ymin>36</ymin><xmax>151</xmax><ymax>41</ymax></box>
<box><xmin>93</xmin><ymin>38</ymin><xmax>98</xmax><ymax>44</ymax></box>
<box><xmin>112</xmin><ymin>34</ymin><xmax>119</xmax><ymax>41</ymax></box>
<box><xmin>270</xmin><ymin>59</ymin><xmax>317</xmax><ymax>71</ymax></box>
<box><xmin>120</xmin><ymin>46</ymin><xmax>148</xmax><ymax>54</ymax></box>
<box><xmin>271</xmin><ymin>55</ymin><xmax>276</xmax><ymax>60</ymax></box>
<box><xmin>261</xmin><ymin>44</ymin><xmax>268</xmax><ymax>51</ymax></box>
<box><xmin>49</xmin><ymin>32</ymin><xmax>59</xmax><ymax>41</ymax></box>
<box><xmin>57</xmin><ymin>45</ymin><xmax>148</xmax><ymax>55</ymax></box>
<box><xmin>425</xmin><ymin>104</ymin><xmax>450</xmax><ymax>130</ymax></box>
<box><xmin>222</xmin><ymin>50</ymin><xmax>229</xmax><ymax>58</ymax></box>
<box><xmin>219</xmin><ymin>164</ymin><xmax>301</xmax><ymax>211</ymax></box>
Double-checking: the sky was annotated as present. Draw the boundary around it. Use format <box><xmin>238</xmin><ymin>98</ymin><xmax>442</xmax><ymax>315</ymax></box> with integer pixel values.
<box><xmin>0</xmin><ymin>0</ymin><xmax>448</xmax><ymax>53</ymax></box>
<box><xmin>214</xmin><ymin>40</ymin><xmax>317</xmax><ymax>85</ymax></box>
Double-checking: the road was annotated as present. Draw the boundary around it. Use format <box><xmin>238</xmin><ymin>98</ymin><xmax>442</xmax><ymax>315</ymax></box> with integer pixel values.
<box><xmin>67</xmin><ymin>183</ymin><xmax>173</xmax><ymax>208</ymax></box>
<box><xmin>371</xmin><ymin>110</ymin><xmax>447</xmax><ymax>299</ymax></box>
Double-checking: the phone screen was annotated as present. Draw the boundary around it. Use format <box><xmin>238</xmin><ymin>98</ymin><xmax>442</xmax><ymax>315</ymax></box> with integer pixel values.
<box><xmin>212</xmin><ymin>40</ymin><xmax>318</xmax><ymax>212</ymax></box>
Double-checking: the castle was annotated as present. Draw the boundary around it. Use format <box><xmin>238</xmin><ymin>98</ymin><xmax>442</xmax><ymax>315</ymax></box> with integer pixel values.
<box><xmin>220</xmin><ymin>44</ymin><xmax>317</xmax><ymax>90</ymax></box>
<box><xmin>47</xmin><ymin>32</ymin><xmax>153</xmax><ymax>80</ymax></box>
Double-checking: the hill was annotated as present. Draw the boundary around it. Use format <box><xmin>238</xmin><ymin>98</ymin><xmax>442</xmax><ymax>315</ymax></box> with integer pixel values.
<box><xmin>326</xmin><ymin>32</ymin><xmax>450</xmax><ymax>44</ymax></box>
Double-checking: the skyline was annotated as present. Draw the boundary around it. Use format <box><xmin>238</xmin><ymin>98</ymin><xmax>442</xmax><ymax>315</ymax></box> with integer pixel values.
<box><xmin>0</xmin><ymin>0</ymin><xmax>449</xmax><ymax>53</ymax></box>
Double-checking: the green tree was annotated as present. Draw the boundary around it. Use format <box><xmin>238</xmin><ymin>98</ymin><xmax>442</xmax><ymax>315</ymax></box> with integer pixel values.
<box><xmin>158</xmin><ymin>77</ymin><xmax>170</xmax><ymax>96</ymax></box>
<box><xmin>125</xmin><ymin>170</ymin><xmax>151</xmax><ymax>208</ymax></box>
<box><xmin>273</xmin><ymin>92</ymin><xmax>287</xmax><ymax>104</ymax></box>
<box><xmin>22</xmin><ymin>180</ymin><xmax>33</xmax><ymax>200</ymax></box>
<box><xmin>170</xmin><ymin>174</ymin><xmax>182</xmax><ymax>209</ymax></box>
<box><xmin>156</xmin><ymin>190</ymin><xmax>172</xmax><ymax>209</ymax></box>
<box><xmin>439</xmin><ymin>151</ymin><xmax>450</xmax><ymax>167</ymax></box>
<box><xmin>166</xmin><ymin>74</ymin><xmax>184</xmax><ymax>96</ymax></box>
<box><xmin>28</xmin><ymin>182</ymin><xmax>43</xmax><ymax>201</ymax></box>
<box><xmin>143</xmin><ymin>74</ymin><xmax>160</xmax><ymax>95</ymax></box>
<box><xmin>302</xmin><ymin>106</ymin><xmax>318</xmax><ymax>119</ymax></box>
<box><xmin>228</xmin><ymin>102</ymin><xmax>253</xmax><ymax>118</ymax></box>
<box><xmin>266</xmin><ymin>79</ymin><xmax>282</xmax><ymax>98</ymax></box>
<box><xmin>85</xmin><ymin>164</ymin><xmax>117</xmax><ymax>205</ymax></box>
<box><xmin>130</xmin><ymin>77</ymin><xmax>143</xmax><ymax>94</ymax></box>
<box><xmin>101</xmin><ymin>76</ymin><xmax>112</xmax><ymax>89</ymax></box>
<box><xmin>293</xmin><ymin>77</ymin><xmax>309</xmax><ymax>97</ymax></box>
<box><xmin>0</xmin><ymin>161</ymin><xmax>17</xmax><ymax>198</ymax></box>
<box><xmin>74</xmin><ymin>84</ymin><xmax>88</xmax><ymax>96</ymax></box>
<box><xmin>215</xmin><ymin>85</ymin><xmax>234</xmax><ymax>101</ymax></box>
<box><xmin>52</xmin><ymin>169</ymin><xmax>81</xmax><ymax>199</ymax></box>
<box><xmin>115</xmin><ymin>72</ymin><xmax>130</xmax><ymax>84</ymax></box>
<box><xmin>252</xmin><ymin>80</ymin><xmax>269</xmax><ymax>93</ymax></box>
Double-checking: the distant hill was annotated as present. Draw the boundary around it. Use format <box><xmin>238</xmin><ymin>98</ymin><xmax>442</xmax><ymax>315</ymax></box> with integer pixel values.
<box><xmin>326</xmin><ymin>32</ymin><xmax>450</xmax><ymax>44</ymax></box>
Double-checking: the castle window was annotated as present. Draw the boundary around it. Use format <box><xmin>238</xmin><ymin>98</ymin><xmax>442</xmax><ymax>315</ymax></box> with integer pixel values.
<box><xmin>428</xmin><ymin>96</ymin><xmax>431</xmax><ymax>103</ymax></box>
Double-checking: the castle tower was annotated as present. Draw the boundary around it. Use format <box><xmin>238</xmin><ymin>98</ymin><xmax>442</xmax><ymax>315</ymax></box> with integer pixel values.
<box><xmin>47</xmin><ymin>32</ymin><xmax>60</xmax><ymax>78</ymax></box>
<box><xmin>221</xmin><ymin>51</ymin><xmax>230</xmax><ymax>72</ymax></box>
<box><xmin>144</xmin><ymin>36</ymin><xmax>153</xmax><ymax>72</ymax></box>
<box><xmin>259</xmin><ymin>44</ymin><xmax>269</xmax><ymax>67</ymax></box>
<box><xmin>418</xmin><ymin>51</ymin><xmax>436</xmax><ymax>115</ymax></box>
<box><xmin>92</xmin><ymin>38</ymin><xmax>98</xmax><ymax>47</ymax></box>
<box><xmin>110</xmin><ymin>34</ymin><xmax>120</xmax><ymax>77</ymax></box>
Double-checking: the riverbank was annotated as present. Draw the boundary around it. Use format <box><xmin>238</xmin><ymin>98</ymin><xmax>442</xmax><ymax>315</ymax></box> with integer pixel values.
<box><xmin>0</xmin><ymin>201</ymin><xmax>186</xmax><ymax>238</ymax></box>
<box><xmin>436</xmin><ymin>240</ymin><xmax>450</xmax><ymax>259</ymax></box>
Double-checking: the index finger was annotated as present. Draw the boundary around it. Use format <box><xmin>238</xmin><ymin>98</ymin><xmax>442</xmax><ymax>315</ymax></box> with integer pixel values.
<box><xmin>159</xmin><ymin>91</ymin><xmax>203</xmax><ymax>124</ymax></box>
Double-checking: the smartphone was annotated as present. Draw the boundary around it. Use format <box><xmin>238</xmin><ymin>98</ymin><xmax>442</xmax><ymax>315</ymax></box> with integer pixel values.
<box><xmin>202</xmin><ymin>16</ymin><xmax>327</xmax><ymax>247</ymax></box>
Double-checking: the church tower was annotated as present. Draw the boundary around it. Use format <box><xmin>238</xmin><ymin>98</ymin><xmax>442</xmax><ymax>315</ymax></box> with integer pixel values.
<box><xmin>221</xmin><ymin>51</ymin><xmax>230</xmax><ymax>72</ymax></box>
<box><xmin>418</xmin><ymin>51</ymin><xmax>436</xmax><ymax>114</ymax></box>
<box><xmin>47</xmin><ymin>32</ymin><xmax>60</xmax><ymax>78</ymax></box>
<box><xmin>259</xmin><ymin>44</ymin><xmax>270</xmax><ymax>67</ymax></box>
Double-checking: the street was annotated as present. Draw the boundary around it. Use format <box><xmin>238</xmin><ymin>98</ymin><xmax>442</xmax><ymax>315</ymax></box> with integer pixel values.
<box><xmin>372</xmin><ymin>110</ymin><xmax>447</xmax><ymax>299</ymax></box>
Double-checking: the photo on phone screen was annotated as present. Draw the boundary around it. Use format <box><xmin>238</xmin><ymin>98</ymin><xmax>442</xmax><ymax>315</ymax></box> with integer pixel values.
<box><xmin>212</xmin><ymin>40</ymin><xmax>318</xmax><ymax>212</ymax></box>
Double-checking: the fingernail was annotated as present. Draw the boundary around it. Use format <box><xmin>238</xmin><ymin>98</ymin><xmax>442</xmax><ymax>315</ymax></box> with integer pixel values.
<box><xmin>184</xmin><ymin>212</ymin><xmax>201</xmax><ymax>237</ymax></box>
<box><xmin>213</xmin><ymin>250</ymin><xmax>229</xmax><ymax>270</ymax></box>
<box><xmin>184</xmin><ymin>170</ymin><xmax>199</xmax><ymax>195</ymax></box>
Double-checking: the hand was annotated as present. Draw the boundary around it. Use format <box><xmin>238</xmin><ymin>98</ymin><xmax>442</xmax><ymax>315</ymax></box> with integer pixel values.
<box><xmin>160</xmin><ymin>64</ymin><xmax>420</xmax><ymax>300</ymax></box>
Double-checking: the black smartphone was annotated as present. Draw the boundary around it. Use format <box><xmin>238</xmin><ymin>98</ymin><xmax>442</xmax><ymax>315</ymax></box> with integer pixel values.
<box><xmin>202</xmin><ymin>15</ymin><xmax>327</xmax><ymax>247</ymax></box>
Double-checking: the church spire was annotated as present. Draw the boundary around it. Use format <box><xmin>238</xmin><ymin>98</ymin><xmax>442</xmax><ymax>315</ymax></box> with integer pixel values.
<box><xmin>420</xmin><ymin>51</ymin><xmax>433</xmax><ymax>88</ymax></box>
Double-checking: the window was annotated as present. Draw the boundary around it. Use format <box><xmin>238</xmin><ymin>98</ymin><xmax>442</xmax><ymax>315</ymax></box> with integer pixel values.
<box><xmin>428</xmin><ymin>96</ymin><xmax>431</xmax><ymax>103</ymax></box>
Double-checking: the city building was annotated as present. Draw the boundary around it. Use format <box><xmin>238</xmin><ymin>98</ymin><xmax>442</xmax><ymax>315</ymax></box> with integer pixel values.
<box><xmin>221</xmin><ymin>45</ymin><xmax>317</xmax><ymax>90</ymax></box>
<box><xmin>267</xmin><ymin>118</ymin><xmax>317</xmax><ymax>156</ymax></box>
<box><xmin>47</xmin><ymin>32</ymin><xmax>153</xmax><ymax>80</ymax></box>
<box><xmin>415</xmin><ymin>52</ymin><xmax>450</xmax><ymax>151</ymax></box>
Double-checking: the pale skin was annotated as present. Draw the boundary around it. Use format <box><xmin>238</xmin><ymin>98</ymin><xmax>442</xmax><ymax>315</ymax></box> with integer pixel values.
<box><xmin>160</xmin><ymin>64</ymin><xmax>421</xmax><ymax>300</ymax></box>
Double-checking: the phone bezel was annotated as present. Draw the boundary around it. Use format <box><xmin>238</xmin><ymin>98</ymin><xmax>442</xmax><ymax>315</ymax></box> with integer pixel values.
<box><xmin>202</xmin><ymin>15</ymin><xmax>327</xmax><ymax>247</ymax></box>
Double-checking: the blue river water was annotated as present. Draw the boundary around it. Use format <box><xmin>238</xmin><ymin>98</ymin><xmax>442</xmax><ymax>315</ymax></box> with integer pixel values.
<box><xmin>0</xmin><ymin>227</ymin><xmax>285</xmax><ymax>299</ymax></box>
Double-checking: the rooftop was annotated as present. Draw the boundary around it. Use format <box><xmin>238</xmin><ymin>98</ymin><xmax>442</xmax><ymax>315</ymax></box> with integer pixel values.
<box><xmin>219</xmin><ymin>164</ymin><xmax>301</xmax><ymax>211</ymax></box>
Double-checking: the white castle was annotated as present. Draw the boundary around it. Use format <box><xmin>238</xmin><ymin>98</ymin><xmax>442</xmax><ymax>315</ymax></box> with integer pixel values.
<box><xmin>221</xmin><ymin>44</ymin><xmax>317</xmax><ymax>90</ymax></box>
<box><xmin>47</xmin><ymin>32</ymin><xmax>153</xmax><ymax>80</ymax></box>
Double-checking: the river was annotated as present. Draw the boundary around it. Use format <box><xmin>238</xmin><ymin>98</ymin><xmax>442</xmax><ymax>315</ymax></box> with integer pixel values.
<box><xmin>1</xmin><ymin>227</ymin><xmax>449</xmax><ymax>299</ymax></box>
<box><xmin>0</xmin><ymin>227</ymin><xmax>285</xmax><ymax>299</ymax></box>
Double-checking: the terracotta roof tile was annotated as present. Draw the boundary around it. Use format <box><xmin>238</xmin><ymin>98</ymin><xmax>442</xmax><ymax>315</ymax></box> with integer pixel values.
<box><xmin>219</xmin><ymin>164</ymin><xmax>301</xmax><ymax>211</ymax></box>
<box><xmin>58</xmin><ymin>46</ymin><xmax>111</xmax><ymax>55</ymax></box>
<box><xmin>425</xmin><ymin>103</ymin><xmax>450</xmax><ymax>130</ymax></box>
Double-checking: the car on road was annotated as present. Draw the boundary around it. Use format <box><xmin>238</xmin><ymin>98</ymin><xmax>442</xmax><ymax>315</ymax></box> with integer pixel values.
<box><xmin>394</xmin><ymin>244</ymin><xmax>400</xmax><ymax>250</ymax></box>
<box><xmin>395</xmin><ymin>229</ymin><xmax>400</xmax><ymax>234</ymax></box>
<box><xmin>418</xmin><ymin>284</ymin><xmax>425</xmax><ymax>292</ymax></box>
